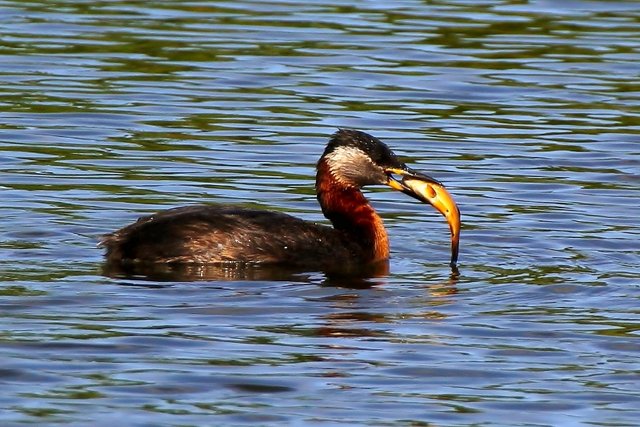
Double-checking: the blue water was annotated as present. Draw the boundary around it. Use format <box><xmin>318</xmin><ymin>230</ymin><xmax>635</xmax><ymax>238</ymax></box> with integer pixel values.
<box><xmin>1</xmin><ymin>0</ymin><xmax>639</xmax><ymax>425</ymax></box>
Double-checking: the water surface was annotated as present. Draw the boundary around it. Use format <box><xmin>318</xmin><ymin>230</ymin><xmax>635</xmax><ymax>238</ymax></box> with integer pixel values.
<box><xmin>1</xmin><ymin>1</ymin><xmax>639</xmax><ymax>425</ymax></box>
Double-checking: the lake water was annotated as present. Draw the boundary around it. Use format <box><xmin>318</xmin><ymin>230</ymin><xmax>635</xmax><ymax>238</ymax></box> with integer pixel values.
<box><xmin>1</xmin><ymin>0</ymin><xmax>639</xmax><ymax>425</ymax></box>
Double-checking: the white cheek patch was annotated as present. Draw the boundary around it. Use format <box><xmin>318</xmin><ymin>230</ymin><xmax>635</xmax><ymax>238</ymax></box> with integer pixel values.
<box><xmin>324</xmin><ymin>146</ymin><xmax>382</xmax><ymax>186</ymax></box>
<box><xmin>325</xmin><ymin>146</ymin><xmax>368</xmax><ymax>171</ymax></box>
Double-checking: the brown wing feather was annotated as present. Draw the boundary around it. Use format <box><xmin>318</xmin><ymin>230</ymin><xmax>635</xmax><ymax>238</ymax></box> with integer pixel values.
<box><xmin>101</xmin><ymin>205</ymin><xmax>362</xmax><ymax>266</ymax></box>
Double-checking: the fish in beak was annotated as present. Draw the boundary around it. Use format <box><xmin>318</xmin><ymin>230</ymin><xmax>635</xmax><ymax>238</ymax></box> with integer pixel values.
<box><xmin>386</xmin><ymin>167</ymin><xmax>461</xmax><ymax>268</ymax></box>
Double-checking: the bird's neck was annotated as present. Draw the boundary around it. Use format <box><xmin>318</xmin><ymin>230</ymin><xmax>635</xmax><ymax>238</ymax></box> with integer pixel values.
<box><xmin>315</xmin><ymin>159</ymin><xmax>389</xmax><ymax>263</ymax></box>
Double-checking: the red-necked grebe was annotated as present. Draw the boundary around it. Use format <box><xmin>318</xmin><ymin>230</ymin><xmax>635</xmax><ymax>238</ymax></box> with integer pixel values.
<box><xmin>100</xmin><ymin>129</ymin><xmax>460</xmax><ymax>270</ymax></box>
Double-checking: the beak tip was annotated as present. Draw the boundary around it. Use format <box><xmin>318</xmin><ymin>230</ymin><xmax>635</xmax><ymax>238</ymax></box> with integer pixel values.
<box><xmin>449</xmin><ymin>262</ymin><xmax>460</xmax><ymax>277</ymax></box>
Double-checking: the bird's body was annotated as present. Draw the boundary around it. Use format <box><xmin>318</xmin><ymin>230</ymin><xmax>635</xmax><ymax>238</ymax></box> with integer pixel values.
<box><xmin>102</xmin><ymin>205</ymin><xmax>371</xmax><ymax>268</ymax></box>
<box><xmin>100</xmin><ymin>129</ymin><xmax>460</xmax><ymax>273</ymax></box>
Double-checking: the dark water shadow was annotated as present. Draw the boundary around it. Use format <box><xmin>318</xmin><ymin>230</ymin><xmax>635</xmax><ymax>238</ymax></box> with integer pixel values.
<box><xmin>101</xmin><ymin>260</ymin><xmax>395</xmax><ymax>288</ymax></box>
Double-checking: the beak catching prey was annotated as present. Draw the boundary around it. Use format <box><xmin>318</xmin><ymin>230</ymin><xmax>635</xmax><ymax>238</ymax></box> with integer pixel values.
<box><xmin>386</xmin><ymin>167</ymin><xmax>461</xmax><ymax>268</ymax></box>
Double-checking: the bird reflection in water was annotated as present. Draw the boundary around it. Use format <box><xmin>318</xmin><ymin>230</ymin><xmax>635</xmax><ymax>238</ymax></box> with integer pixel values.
<box><xmin>273</xmin><ymin>275</ymin><xmax>459</xmax><ymax>342</ymax></box>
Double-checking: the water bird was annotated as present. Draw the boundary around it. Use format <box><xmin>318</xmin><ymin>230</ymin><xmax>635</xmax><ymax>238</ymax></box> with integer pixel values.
<box><xmin>100</xmin><ymin>129</ymin><xmax>460</xmax><ymax>273</ymax></box>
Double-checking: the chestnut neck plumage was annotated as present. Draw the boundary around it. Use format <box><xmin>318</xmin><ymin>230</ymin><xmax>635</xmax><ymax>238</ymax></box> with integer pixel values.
<box><xmin>315</xmin><ymin>158</ymin><xmax>389</xmax><ymax>263</ymax></box>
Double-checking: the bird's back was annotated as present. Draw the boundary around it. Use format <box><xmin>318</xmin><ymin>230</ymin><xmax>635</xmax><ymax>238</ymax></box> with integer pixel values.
<box><xmin>101</xmin><ymin>205</ymin><xmax>362</xmax><ymax>267</ymax></box>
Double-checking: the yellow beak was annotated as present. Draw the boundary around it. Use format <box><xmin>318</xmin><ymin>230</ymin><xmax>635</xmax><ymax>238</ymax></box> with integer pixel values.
<box><xmin>386</xmin><ymin>167</ymin><xmax>461</xmax><ymax>268</ymax></box>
